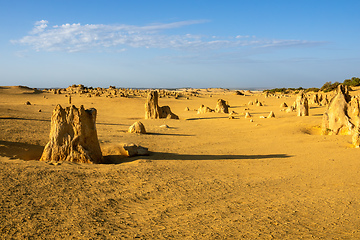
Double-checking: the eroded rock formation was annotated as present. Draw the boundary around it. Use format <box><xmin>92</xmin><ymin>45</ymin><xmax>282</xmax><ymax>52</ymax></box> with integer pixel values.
<box><xmin>145</xmin><ymin>91</ymin><xmax>179</xmax><ymax>119</ymax></box>
<box><xmin>215</xmin><ymin>99</ymin><xmax>229</xmax><ymax>113</ymax></box>
<box><xmin>197</xmin><ymin>105</ymin><xmax>213</xmax><ymax>114</ymax></box>
<box><xmin>40</xmin><ymin>105</ymin><xmax>103</xmax><ymax>163</ymax></box>
<box><xmin>349</xmin><ymin>97</ymin><xmax>360</xmax><ymax>118</ymax></box>
<box><xmin>267</xmin><ymin>111</ymin><xmax>275</xmax><ymax>118</ymax></box>
<box><xmin>245</xmin><ymin>112</ymin><xmax>252</xmax><ymax>118</ymax></box>
<box><xmin>352</xmin><ymin>116</ymin><xmax>360</xmax><ymax>147</ymax></box>
<box><xmin>285</xmin><ymin>106</ymin><xmax>295</xmax><ymax>113</ymax></box>
<box><xmin>296</xmin><ymin>91</ymin><xmax>309</xmax><ymax>116</ymax></box>
<box><xmin>234</xmin><ymin>90</ymin><xmax>244</xmax><ymax>95</ymax></box>
<box><xmin>321</xmin><ymin>95</ymin><xmax>329</xmax><ymax>106</ymax></box>
<box><xmin>280</xmin><ymin>102</ymin><xmax>288</xmax><ymax>108</ymax></box>
<box><xmin>311</xmin><ymin>93</ymin><xmax>320</xmax><ymax>105</ymax></box>
<box><xmin>322</xmin><ymin>85</ymin><xmax>355</xmax><ymax>135</ymax></box>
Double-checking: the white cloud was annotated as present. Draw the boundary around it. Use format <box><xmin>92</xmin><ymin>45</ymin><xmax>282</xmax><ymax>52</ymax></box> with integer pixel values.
<box><xmin>235</xmin><ymin>35</ymin><xmax>250</xmax><ymax>39</ymax></box>
<box><xmin>30</xmin><ymin>20</ymin><xmax>48</xmax><ymax>34</ymax></box>
<box><xmin>11</xmin><ymin>20</ymin><xmax>325</xmax><ymax>53</ymax></box>
<box><xmin>255</xmin><ymin>39</ymin><xmax>325</xmax><ymax>49</ymax></box>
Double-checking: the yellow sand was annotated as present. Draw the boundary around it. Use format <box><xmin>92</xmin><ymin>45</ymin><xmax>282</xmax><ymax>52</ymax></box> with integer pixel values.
<box><xmin>1</xmin><ymin>86</ymin><xmax>360</xmax><ymax>239</ymax></box>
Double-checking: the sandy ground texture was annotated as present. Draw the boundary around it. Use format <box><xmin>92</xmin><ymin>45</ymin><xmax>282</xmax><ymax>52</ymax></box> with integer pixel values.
<box><xmin>1</xmin><ymin>85</ymin><xmax>360</xmax><ymax>239</ymax></box>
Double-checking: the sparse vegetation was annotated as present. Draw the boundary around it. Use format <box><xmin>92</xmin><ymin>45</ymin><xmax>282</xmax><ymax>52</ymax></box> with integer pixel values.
<box><xmin>343</xmin><ymin>77</ymin><xmax>360</xmax><ymax>87</ymax></box>
<box><xmin>263</xmin><ymin>87</ymin><xmax>304</xmax><ymax>94</ymax></box>
<box><xmin>320</xmin><ymin>81</ymin><xmax>340</xmax><ymax>92</ymax></box>
<box><xmin>320</xmin><ymin>77</ymin><xmax>359</xmax><ymax>92</ymax></box>
<box><xmin>263</xmin><ymin>77</ymin><xmax>359</xmax><ymax>94</ymax></box>
<box><xmin>305</xmin><ymin>88</ymin><xmax>320</xmax><ymax>93</ymax></box>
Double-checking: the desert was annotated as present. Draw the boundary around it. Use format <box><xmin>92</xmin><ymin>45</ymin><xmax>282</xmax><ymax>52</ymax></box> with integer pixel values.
<box><xmin>2</xmin><ymin>0</ymin><xmax>360</xmax><ymax>238</ymax></box>
<box><xmin>1</xmin><ymin>84</ymin><xmax>360</xmax><ymax>239</ymax></box>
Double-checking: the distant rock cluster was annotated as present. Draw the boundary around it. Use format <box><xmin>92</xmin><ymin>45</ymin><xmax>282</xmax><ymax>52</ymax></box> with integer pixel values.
<box><xmin>46</xmin><ymin>84</ymin><xmax>146</xmax><ymax>98</ymax></box>
<box><xmin>43</xmin><ymin>84</ymin><xmax>207</xmax><ymax>100</ymax></box>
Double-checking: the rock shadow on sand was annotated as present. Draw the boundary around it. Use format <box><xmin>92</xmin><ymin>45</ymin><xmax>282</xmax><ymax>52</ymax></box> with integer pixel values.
<box><xmin>104</xmin><ymin>152</ymin><xmax>292</xmax><ymax>164</ymax></box>
<box><xmin>0</xmin><ymin>140</ymin><xmax>292</xmax><ymax>164</ymax></box>
<box><xmin>186</xmin><ymin>117</ymin><xmax>229</xmax><ymax>121</ymax></box>
<box><xmin>97</xmin><ymin>122</ymin><xmax>127</xmax><ymax>126</ymax></box>
<box><xmin>149</xmin><ymin>152</ymin><xmax>292</xmax><ymax>161</ymax></box>
<box><xmin>146</xmin><ymin>133</ymin><xmax>194</xmax><ymax>137</ymax></box>
<box><xmin>0</xmin><ymin>116</ymin><xmax>50</xmax><ymax>122</ymax></box>
<box><xmin>0</xmin><ymin>141</ymin><xmax>44</xmax><ymax>161</ymax></box>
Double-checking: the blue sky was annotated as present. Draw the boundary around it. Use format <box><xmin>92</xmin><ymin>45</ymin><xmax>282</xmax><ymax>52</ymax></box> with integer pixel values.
<box><xmin>0</xmin><ymin>0</ymin><xmax>359</xmax><ymax>89</ymax></box>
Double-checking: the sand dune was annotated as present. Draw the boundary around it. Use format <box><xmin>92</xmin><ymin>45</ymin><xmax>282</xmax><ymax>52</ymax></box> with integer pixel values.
<box><xmin>1</xmin><ymin>86</ymin><xmax>360</xmax><ymax>239</ymax></box>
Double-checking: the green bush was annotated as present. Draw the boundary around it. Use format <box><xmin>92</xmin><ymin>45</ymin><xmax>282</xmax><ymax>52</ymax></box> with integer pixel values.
<box><xmin>343</xmin><ymin>77</ymin><xmax>360</xmax><ymax>87</ymax></box>
<box><xmin>305</xmin><ymin>88</ymin><xmax>320</xmax><ymax>92</ymax></box>
<box><xmin>263</xmin><ymin>87</ymin><xmax>304</xmax><ymax>94</ymax></box>
<box><xmin>320</xmin><ymin>81</ymin><xmax>340</xmax><ymax>92</ymax></box>
<box><xmin>263</xmin><ymin>88</ymin><xmax>288</xmax><ymax>94</ymax></box>
<box><xmin>263</xmin><ymin>77</ymin><xmax>359</xmax><ymax>94</ymax></box>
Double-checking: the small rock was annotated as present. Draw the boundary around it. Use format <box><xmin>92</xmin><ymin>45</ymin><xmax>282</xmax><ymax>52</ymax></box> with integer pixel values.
<box><xmin>245</xmin><ymin>112</ymin><xmax>252</xmax><ymax>118</ymax></box>
<box><xmin>286</xmin><ymin>106</ymin><xmax>295</xmax><ymax>113</ymax></box>
<box><xmin>49</xmin><ymin>162</ymin><xmax>61</xmax><ymax>166</ymax></box>
<box><xmin>128</xmin><ymin>121</ymin><xmax>146</xmax><ymax>134</ymax></box>
<box><xmin>234</xmin><ymin>90</ymin><xmax>244</xmax><ymax>95</ymax></box>
<box><xmin>280</xmin><ymin>102</ymin><xmax>288</xmax><ymax>108</ymax></box>
<box><xmin>267</xmin><ymin>111</ymin><xmax>275</xmax><ymax>118</ymax></box>
<box><xmin>123</xmin><ymin>144</ymin><xmax>149</xmax><ymax>157</ymax></box>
